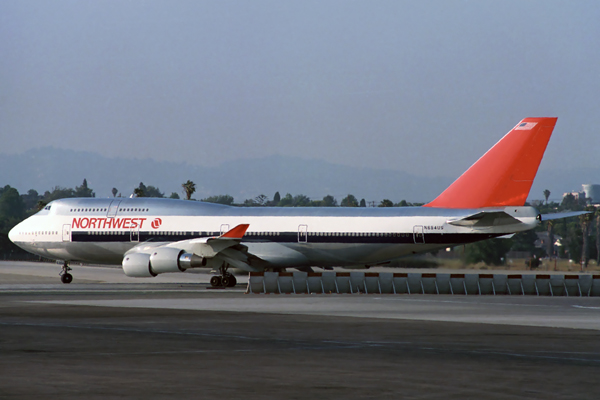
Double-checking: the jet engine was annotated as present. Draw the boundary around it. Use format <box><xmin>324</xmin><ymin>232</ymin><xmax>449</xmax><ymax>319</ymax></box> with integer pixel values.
<box><xmin>122</xmin><ymin>252</ymin><xmax>155</xmax><ymax>277</ymax></box>
<box><xmin>122</xmin><ymin>247</ymin><xmax>207</xmax><ymax>277</ymax></box>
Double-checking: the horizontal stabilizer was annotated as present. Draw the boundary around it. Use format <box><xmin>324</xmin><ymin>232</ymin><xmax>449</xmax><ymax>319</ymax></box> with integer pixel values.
<box><xmin>447</xmin><ymin>211</ymin><xmax>522</xmax><ymax>227</ymax></box>
<box><xmin>541</xmin><ymin>211</ymin><xmax>590</xmax><ymax>221</ymax></box>
<box><xmin>497</xmin><ymin>234</ymin><xmax>516</xmax><ymax>239</ymax></box>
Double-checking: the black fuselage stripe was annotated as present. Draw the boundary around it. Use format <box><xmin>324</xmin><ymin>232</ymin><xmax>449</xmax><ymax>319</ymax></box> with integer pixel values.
<box><xmin>70</xmin><ymin>231</ymin><xmax>501</xmax><ymax>245</ymax></box>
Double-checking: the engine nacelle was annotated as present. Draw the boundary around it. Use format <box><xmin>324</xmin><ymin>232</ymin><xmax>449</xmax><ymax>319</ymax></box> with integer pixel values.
<box><xmin>122</xmin><ymin>252</ymin><xmax>155</xmax><ymax>277</ymax></box>
<box><xmin>149</xmin><ymin>247</ymin><xmax>187</xmax><ymax>274</ymax></box>
<box><xmin>178</xmin><ymin>252</ymin><xmax>208</xmax><ymax>270</ymax></box>
<box><xmin>123</xmin><ymin>248</ymin><xmax>208</xmax><ymax>277</ymax></box>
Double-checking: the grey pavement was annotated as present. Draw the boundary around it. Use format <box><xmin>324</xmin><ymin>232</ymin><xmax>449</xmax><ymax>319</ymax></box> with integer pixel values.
<box><xmin>1</xmin><ymin>261</ymin><xmax>600</xmax><ymax>399</ymax></box>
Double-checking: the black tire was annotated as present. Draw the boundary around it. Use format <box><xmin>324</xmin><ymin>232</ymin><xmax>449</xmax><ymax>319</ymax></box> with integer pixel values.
<box><xmin>227</xmin><ymin>275</ymin><xmax>237</xmax><ymax>287</ymax></box>
<box><xmin>61</xmin><ymin>273</ymin><xmax>73</xmax><ymax>284</ymax></box>
<box><xmin>210</xmin><ymin>276</ymin><xmax>222</xmax><ymax>287</ymax></box>
<box><xmin>221</xmin><ymin>276</ymin><xmax>230</xmax><ymax>287</ymax></box>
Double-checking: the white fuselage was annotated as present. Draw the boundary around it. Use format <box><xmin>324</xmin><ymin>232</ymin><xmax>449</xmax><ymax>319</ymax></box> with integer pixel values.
<box><xmin>9</xmin><ymin>198</ymin><xmax>540</xmax><ymax>270</ymax></box>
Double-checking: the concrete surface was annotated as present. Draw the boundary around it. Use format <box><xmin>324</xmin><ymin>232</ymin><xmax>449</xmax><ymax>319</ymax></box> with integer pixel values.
<box><xmin>1</xmin><ymin>261</ymin><xmax>600</xmax><ymax>399</ymax></box>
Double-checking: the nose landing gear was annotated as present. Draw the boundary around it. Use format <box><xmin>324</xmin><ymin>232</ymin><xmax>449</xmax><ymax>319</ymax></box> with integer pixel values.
<box><xmin>59</xmin><ymin>261</ymin><xmax>73</xmax><ymax>284</ymax></box>
<box><xmin>210</xmin><ymin>265</ymin><xmax>237</xmax><ymax>288</ymax></box>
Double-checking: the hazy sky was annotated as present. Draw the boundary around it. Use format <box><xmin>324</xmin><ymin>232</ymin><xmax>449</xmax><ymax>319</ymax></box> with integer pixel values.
<box><xmin>1</xmin><ymin>0</ymin><xmax>599</xmax><ymax>180</ymax></box>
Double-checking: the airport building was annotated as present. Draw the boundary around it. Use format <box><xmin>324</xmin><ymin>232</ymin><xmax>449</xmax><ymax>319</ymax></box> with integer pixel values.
<box><xmin>562</xmin><ymin>184</ymin><xmax>600</xmax><ymax>205</ymax></box>
<box><xmin>583</xmin><ymin>184</ymin><xmax>600</xmax><ymax>204</ymax></box>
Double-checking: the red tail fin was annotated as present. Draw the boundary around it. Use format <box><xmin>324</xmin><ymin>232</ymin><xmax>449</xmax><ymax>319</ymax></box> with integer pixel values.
<box><xmin>424</xmin><ymin>117</ymin><xmax>557</xmax><ymax>209</ymax></box>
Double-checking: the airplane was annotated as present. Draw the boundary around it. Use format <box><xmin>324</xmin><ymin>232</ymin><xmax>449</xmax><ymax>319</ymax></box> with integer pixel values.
<box><xmin>8</xmin><ymin>117</ymin><xmax>586</xmax><ymax>285</ymax></box>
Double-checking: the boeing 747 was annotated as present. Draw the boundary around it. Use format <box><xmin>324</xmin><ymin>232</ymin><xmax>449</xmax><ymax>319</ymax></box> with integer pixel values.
<box><xmin>9</xmin><ymin>117</ymin><xmax>583</xmax><ymax>284</ymax></box>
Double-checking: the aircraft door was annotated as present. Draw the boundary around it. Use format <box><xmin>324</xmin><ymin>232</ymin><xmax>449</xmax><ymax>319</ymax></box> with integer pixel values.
<box><xmin>107</xmin><ymin>200</ymin><xmax>121</xmax><ymax>218</ymax></box>
<box><xmin>62</xmin><ymin>224</ymin><xmax>71</xmax><ymax>242</ymax></box>
<box><xmin>220</xmin><ymin>224</ymin><xmax>230</xmax><ymax>235</ymax></box>
<box><xmin>413</xmin><ymin>226</ymin><xmax>425</xmax><ymax>244</ymax></box>
<box><xmin>130</xmin><ymin>226</ymin><xmax>140</xmax><ymax>242</ymax></box>
<box><xmin>298</xmin><ymin>224</ymin><xmax>308</xmax><ymax>243</ymax></box>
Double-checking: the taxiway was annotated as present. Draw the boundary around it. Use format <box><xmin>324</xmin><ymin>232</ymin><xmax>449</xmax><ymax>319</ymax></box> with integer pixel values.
<box><xmin>1</xmin><ymin>261</ymin><xmax>599</xmax><ymax>399</ymax></box>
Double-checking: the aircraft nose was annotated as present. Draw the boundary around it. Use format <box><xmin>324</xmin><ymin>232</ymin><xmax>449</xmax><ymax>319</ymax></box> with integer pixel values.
<box><xmin>8</xmin><ymin>222</ymin><xmax>20</xmax><ymax>244</ymax></box>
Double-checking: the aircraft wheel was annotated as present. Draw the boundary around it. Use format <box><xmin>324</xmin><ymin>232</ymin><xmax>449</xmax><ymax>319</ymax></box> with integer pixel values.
<box><xmin>210</xmin><ymin>276</ymin><xmax>222</xmax><ymax>287</ymax></box>
<box><xmin>221</xmin><ymin>276</ymin><xmax>230</xmax><ymax>287</ymax></box>
<box><xmin>227</xmin><ymin>275</ymin><xmax>237</xmax><ymax>287</ymax></box>
<box><xmin>61</xmin><ymin>273</ymin><xmax>73</xmax><ymax>284</ymax></box>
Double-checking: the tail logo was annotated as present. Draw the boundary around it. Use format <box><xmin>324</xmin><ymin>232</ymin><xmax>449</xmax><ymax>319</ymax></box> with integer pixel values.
<box><xmin>515</xmin><ymin>122</ymin><xmax>537</xmax><ymax>130</ymax></box>
<box><xmin>151</xmin><ymin>218</ymin><xmax>162</xmax><ymax>229</ymax></box>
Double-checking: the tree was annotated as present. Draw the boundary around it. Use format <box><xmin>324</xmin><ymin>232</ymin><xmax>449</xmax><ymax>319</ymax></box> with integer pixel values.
<box><xmin>254</xmin><ymin>194</ymin><xmax>268</xmax><ymax>206</ymax></box>
<box><xmin>145</xmin><ymin>185</ymin><xmax>164</xmax><ymax>198</ymax></box>
<box><xmin>21</xmin><ymin>189</ymin><xmax>40</xmax><ymax>211</ymax></box>
<box><xmin>546</xmin><ymin>221</ymin><xmax>555</xmax><ymax>257</ymax></box>
<box><xmin>135</xmin><ymin>182</ymin><xmax>164</xmax><ymax>198</ymax></box>
<box><xmin>465</xmin><ymin>239</ymin><xmax>513</xmax><ymax>266</ymax></box>
<box><xmin>292</xmin><ymin>194</ymin><xmax>311</xmax><ymax>207</ymax></box>
<box><xmin>36</xmin><ymin>200</ymin><xmax>47</xmax><ymax>211</ymax></box>
<box><xmin>182</xmin><ymin>180</ymin><xmax>196</xmax><ymax>200</ymax></box>
<box><xmin>273</xmin><ymin>192</ymin><xmax>281</xmax><ymax>204</ymax></box>
<box><xmin>169</xmin><ymin>192</ymin><xmax>180</xmax><ymax>199</ymax></box>
<box><xmin>596</xmin><ymin>209</ymin><xmax>600</xmax><ymax>265</ymax></box>
<box><xmin>43</xmin><ymin>186</ymin><xmax>76</xmax><ymax>202</ymax></box>
<box><xmin>321</xmin><ymin>195</ymin><xmax>337</xmax><ymax>207</ymax></box>
<box><xmin>278</xmin><ymin>193</ymin><xmax>294</xmax><ymax>207</ymax></box>
<box><xmin>75</xmin><ymin>179</ymin><xmax>95</xmax><ymax>197</ymax></box>
<box><xmin>136</xmin><ymin>182</ymin><xmax>147</xmax><ymax>197</ymax></box>
<box><xmin>511</xmin><ymin>229</ymin><xmax>539</xmax><ymax>256</ymax></box>
<box><xmin>564</xmin><ymin>219</ymin><xmax>582</xmax><ymax>262</ymax></box>
<box><xmin>397</xmin><ymin>200</ymin><xmax>410</xmax><ymax>207</ymax></box>
<box><xmin>112</xmin><ymin>188</ymin><xmax>118</xmax><ymax>197</ymax></box>
<box><xmin>561</xmin><ymin>193</ymin><xmax>579</xmax><ymax>211</ymax></box>
<box><xmin>580</xmin><ymin>207</ymin><xmax>595</xmax><ymax>269</ymax></box>
<box><xmin>359</xmin><ymin>198</ymin><xmax>366</xmax><ymax>207</ymax></box>
<box><xmin>0</xmin><ymin>186</ymin><xmax>26</xmax><ymax>233</ymax></box>
<box><xmin>202</xmin><ymin>195</ymin><xmax>234</xmax><ymax>205</ymax></box>
<box><xmin>242</xmin><ymin>195</ymin><xmax>269</xmax><ymax>207</ymax></box>
<box><xmin>379</xmin><ymin>199</ymin><xmax>394</xmax><ymax>207</ymax></box>
<box><xmin>543</xmin><ymin>189</ymin><xmax>551</xmax><ymax>205</ymax></box>
<box><xmin>341</xmin><ymin>194</ymin><xmax>358</xmax><ymax>207</ymax></box>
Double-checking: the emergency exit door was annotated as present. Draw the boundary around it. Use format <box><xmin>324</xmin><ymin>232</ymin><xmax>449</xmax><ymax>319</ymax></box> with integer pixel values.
<box><xmin>413</xmin><ymin>225</ymin><xmax>425</xmax><ymax>244</ymax></box>
<box><xmin>298</xmin><ymin>224</ymin><xmax>308</xmax><ymax>243</ymax></box>
<box><xmin>62</xmin><ymin>224</ymin><xmax>71</xmax><ymax>242</ymax></box>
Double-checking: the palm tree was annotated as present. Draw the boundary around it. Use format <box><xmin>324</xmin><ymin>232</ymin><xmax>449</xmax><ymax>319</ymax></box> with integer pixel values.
<box><xmin>546</xmin><ymin>220</ymin><xmax>554</xmax><ymax>257</ymax></box>
<box><xmin>182</xmin><ymin>180</ymin><xmax>196</xmax><ymax>200</ymax></box>
<box><xmin>596</xmin><ymin>209</ymin><xmax>600</xmax><ymax>265</ymax></box>
<box><xmin>543</xmin><ymin>189</ymin><xmax>551</xmax><ymax>205</ymax></box>
<box><xmin>580</xmin><ymin>207</ymin><xmax>595</xmax><ymax>270</ymax></box>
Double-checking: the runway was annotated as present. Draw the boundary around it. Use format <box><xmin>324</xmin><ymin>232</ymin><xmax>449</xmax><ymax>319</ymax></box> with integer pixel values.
<box><xmin>2</xmin><ymin>261</ymin><xmax>600</xmax><ymax>399</ymax></box>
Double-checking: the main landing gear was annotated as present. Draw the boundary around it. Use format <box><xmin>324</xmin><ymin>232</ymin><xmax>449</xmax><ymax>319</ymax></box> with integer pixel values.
<box><xmin>59</xmin><ymin>261</ymin><xmax>73</xmax><ymax>284</ymax></box>
<box><xmin>210</xmin><ymin>265</ymin><xmax>237</xmax><ymax>288</ymax></box>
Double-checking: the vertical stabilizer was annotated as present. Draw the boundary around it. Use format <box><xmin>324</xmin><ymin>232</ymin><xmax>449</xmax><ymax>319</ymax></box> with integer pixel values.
<box><xmin>424</xmin><ymin>117</ymin><xmax>557</xmax><ymax>209</ymax></box>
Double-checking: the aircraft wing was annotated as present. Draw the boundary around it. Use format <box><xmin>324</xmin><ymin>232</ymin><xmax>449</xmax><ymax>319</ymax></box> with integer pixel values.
<box><xmin>447</xmin><ymin>211</ymin><xmax>522</xmax><ymax>227</ymax></box>
<box><xmin>163</xmin><ymin>224</ymin><xmax>262</xmax><ymax>272</ymax></box>
<box><xmin>178</xmin><ymin>224</ymin><xmax>250</xmax><ymax>257</ymax></box>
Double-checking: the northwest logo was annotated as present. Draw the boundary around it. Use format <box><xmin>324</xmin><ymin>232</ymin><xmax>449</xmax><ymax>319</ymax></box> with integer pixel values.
<box><xmin>151</xmin><ymin>218</ymin><xmax>162</xmax><ymax>229</ymax></box>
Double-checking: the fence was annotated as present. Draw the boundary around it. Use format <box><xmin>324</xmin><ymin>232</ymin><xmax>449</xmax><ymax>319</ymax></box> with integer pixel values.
<box><xmin>246</xmin><ymin>271</ymin><xmax>599</xmax><ymax>296</ymax></box>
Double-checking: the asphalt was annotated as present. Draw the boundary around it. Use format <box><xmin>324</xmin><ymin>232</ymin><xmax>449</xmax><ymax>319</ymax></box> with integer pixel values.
<box><xmin>1</xmin><ymin>261</ymin><xmax>600</xmax><ymax>399</ymax></box>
